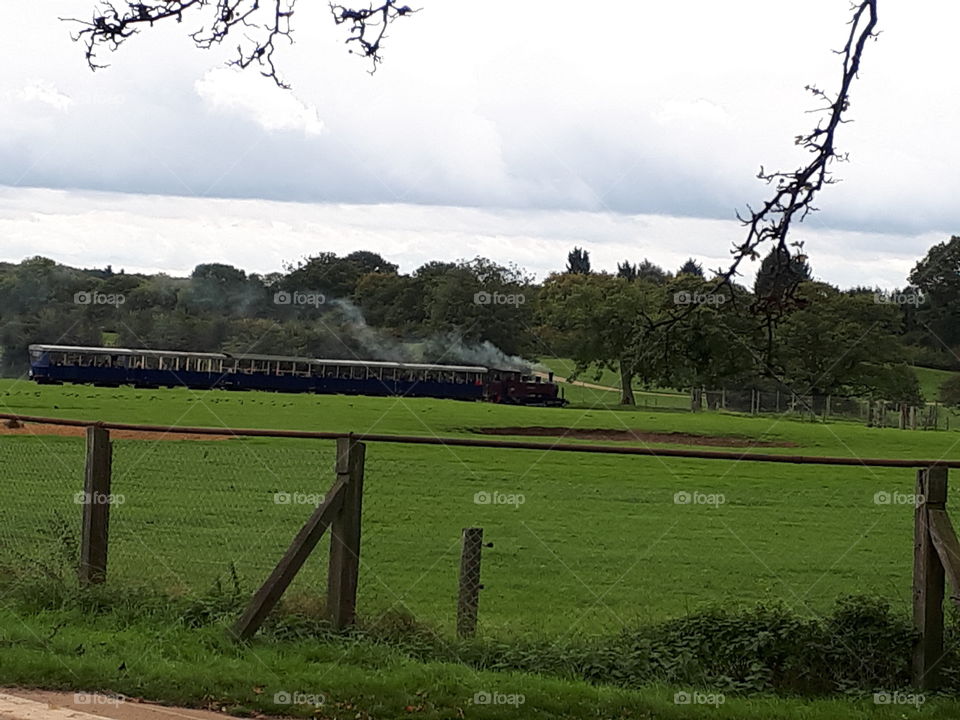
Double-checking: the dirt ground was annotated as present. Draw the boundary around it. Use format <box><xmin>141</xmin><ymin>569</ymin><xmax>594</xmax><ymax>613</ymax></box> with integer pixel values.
<box><xmin>472</xmin><ymin>426</ymin><xmax>795</xmax><ymax>448</ymax></box>
<box><xmin>0</xmin><ymin>422</ymin><xmax>232</xmax><ymax>442</ymax></box>
<box><xmin>0</xmin><ymin>690</ymin><xmax>243</xmax><ymax>720</ymax></box>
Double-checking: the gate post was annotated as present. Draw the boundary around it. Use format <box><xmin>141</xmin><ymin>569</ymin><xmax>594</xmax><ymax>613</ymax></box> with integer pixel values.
<box><xmin>457</xmin><ymin>527</ymin><xmax>485</xmax><ymax>638</ymax></box>
<box><xmin>327</xmin><ymin>436</ymin><xmax>366</xmax><ymax>630</ymax></box>
<box><xmin>913</xmin><ymin>465</ymin><xmax>948</xmax><ymax>689</ymax></box>
<box><xmin>79</xmin><ymin>425</ymin><xmax>113</xmax><ymax>585</ymax></box>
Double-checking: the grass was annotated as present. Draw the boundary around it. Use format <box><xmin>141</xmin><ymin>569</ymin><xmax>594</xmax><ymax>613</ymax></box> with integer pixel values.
<box><xmin>538</xmin><ymin>356</ymin><xmax>690</xmax><ymax>409</ymax></box>
<box><xmin>914</xmin><ymin>366</ymin><xmax>958</xmax><ymax>403</ymax></box>
<box><xmin>7</xmin><ymin>603</ymin><xmax>958</xmax><ymax>720</ymax></box>
<box><xmin>3</xmin><ymin>375</ymin><xmax>960</xmax><ymax>717</ymax></box>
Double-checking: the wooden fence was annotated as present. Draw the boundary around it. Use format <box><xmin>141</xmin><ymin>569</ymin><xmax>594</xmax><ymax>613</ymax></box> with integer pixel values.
<box><xmin>3</xmin><ymin>412</ymin><xmax>960</xmax><ymax>688</ymax></box>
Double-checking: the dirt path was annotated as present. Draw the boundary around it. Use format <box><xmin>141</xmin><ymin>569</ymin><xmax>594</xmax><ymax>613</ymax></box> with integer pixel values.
<box><xmin>0</xmin><ymin>691</ymin><xmax>238</xmax><ymax>720</ymax></box>
<box><xmin>533</xmin><ymin>372</ymin><xmax>685</xmax><ymax>398</ymax></box>
<box><xmin>472</xmin><ymin>426</ymin><xmax>795</xmax><ymax>448</ymax></box>
<box><xmin>0</xmin><ymin>422</ymin><xmax>232</xmax><ymax>442</ymax></box>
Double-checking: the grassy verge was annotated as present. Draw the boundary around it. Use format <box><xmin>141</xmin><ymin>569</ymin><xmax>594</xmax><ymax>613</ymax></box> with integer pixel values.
<box><xmin>2</xmin><ymin>586</ymin><xmax>960</xmax><ymax>720</ymax></box>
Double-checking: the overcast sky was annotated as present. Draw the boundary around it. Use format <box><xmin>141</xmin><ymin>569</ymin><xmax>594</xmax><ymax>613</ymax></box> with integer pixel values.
<box><xmin>2</xmin><ymin>1</ymin><xmax>957</xmax><ymax>286</ymax></box>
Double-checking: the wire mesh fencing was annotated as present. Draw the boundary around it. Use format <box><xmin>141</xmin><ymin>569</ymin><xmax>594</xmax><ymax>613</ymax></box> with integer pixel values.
<box><xmin>703</xmin><ymin>388</ymin><xmax>952</xmax><ymax>429</ymax></box>
<box><xmin>2</xmin><ymin>421</ymin><xmax>953</xmax><ymax>641</ymax></box>
<box><xmin>0</xmin><ymin>435</ymin><xmax>85</xmax><ymax>585</ymax></box>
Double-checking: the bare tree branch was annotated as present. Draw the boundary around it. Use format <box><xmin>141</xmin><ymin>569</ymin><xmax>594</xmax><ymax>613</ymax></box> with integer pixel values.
<box><xmin>62</xmin><ymin>0</ymin><xmax>417</xmax><ymax>88</ymax></box>
<box><xmin>722</xmin><ymin>0</ymin><xmax>880</xmax><ymax>307</ymax></box>
<box><xmin>329</xmin><ymin>2</ymin><xmax>417</xmax><ymax>74</ymax></box>
<box><xmin>647</xmin><ymin>0</ymin><xmax>879</xmax><ymax>334</ymax></box>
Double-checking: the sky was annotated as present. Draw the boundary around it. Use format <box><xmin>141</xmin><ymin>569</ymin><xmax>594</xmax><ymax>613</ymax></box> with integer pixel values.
<box><xmin>1</xmin><ymin>1</ymin><xmax>957</xmax><ymax>287</ymax></box>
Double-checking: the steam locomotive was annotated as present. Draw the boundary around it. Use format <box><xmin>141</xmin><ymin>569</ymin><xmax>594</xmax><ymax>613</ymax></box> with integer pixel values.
<box><xmin>28</xmin><ymin>344</ymin><xmax>567</xmax><ymax>407</ymax></box>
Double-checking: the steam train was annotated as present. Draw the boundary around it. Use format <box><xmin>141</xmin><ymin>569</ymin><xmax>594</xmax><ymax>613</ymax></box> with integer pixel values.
<box><xmin>28</xmin><ymin>344</ymin><xmax>567</xmax><ymax>407</ymax></box>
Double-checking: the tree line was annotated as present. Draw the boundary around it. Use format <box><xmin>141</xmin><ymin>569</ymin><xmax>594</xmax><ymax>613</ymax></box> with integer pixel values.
<box><xmin>1</xmin><ymin>237</ymin><xmax>959</xmax><ymax>407</ymax></box>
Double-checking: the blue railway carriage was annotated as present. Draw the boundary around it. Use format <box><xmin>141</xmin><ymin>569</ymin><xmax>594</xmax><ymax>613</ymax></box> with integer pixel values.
<box><xmin>28</xmin><ymin>344</ymin><xmax>488</xmax><ymax>401</ymax></box>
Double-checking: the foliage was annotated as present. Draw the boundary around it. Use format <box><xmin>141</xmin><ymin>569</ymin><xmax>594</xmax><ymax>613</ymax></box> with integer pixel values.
<box><xmin>565</xmin><ymin>247</ymin><xmax>591</xmax><ymax>275</ymax></box>
<box><xmin>539</xmin><ymin>273</ymin><xmax>661</xmax><ymax>404</ymax></box>
<box><xmin>939</xmin><ymin>374</ymin><xmax>960</xmax><ymax>408</ymax></box>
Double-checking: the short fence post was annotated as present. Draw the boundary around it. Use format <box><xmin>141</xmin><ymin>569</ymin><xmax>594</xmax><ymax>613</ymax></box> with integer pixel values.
<box><xmin>913</xmin><ymin>465</ymin><xmax>948</xmax><ymax>690</ymax></box>
<box><xmin>327</xmin><ymin>436</ymin><xmax>366</xmax><ymax>630</ymax></box>
<box><xmin>79</xmin><ymin>425</ymin><xmax>113</xmax><ymax>585</ymax></box>
<box><xmin>457</xmin><ymin>527</ymin><xmax>485</xmax><ymax>638</ymax></box>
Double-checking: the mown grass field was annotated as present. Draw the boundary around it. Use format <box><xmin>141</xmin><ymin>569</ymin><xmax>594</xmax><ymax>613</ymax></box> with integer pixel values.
<box><xmin>3</xmin><ymin>377</ymin><xmax>960</xmax><ymax>629</ymax></box>
<box><xmin>2</xmin><ymin>373</ymin><xmax>960</xmax><ymax>718</ymax></box>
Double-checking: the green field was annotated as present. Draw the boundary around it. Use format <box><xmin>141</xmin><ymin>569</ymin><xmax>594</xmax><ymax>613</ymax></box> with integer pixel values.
<box><xmin>2</xmin><ymin>376</ymin><xmax>960</xmax><ymax>718</ymax></box>
<box><xmin>915</xmin><ymin>366</ymin><xmax>958</xmax><ymax>403</ymax></box>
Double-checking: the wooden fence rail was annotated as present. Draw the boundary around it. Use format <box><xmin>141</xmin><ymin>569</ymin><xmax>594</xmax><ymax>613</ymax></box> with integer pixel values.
<box><xmin>3</xmin><ymin>412</ymin><xmax>960</xmax><ymax>468</ymax></box>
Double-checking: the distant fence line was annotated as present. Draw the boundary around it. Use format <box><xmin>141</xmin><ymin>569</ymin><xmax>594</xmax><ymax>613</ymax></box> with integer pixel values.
<box><xmin>696</xmin><ymin>388</ymin><xmax>947</xmax><ymax>430</ymax></box>
<box><xmin>1</xmin><ymin>412</ymin><xmax>958</xmax><ymax>468</ymax></box>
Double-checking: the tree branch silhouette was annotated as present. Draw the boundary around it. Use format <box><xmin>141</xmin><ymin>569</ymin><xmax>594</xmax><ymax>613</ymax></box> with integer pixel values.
<box><xmin>722</xmin><ymin>0</ymin><xmax>879</xmax><ymax>310</ymax></box>
<box><xmin>63</xmin><ymin>0</ymin><xmax>417</xmax><ymax>88</ymax></box>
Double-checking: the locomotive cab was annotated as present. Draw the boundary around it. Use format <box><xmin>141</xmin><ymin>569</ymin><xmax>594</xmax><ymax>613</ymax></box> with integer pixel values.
<box><xmin>485</xmin><ymin>367</ymin><xmax>567</xmax><ymax>407</ymax></box>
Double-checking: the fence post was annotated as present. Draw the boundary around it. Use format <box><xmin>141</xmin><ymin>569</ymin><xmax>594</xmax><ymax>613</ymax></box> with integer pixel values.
<box><xmin>913</xmin><ymin>465</ymin><xmax>948</xmax><ymax>689</ymax></box>
<box><xmin>79</xmin><ymin>425</ymin><xmax>113</xmax><ymax>585</ymax></box>
<box><xmin>457</xmin><ymin>527</ymin><xmax>485</xmax><ymax>638</ymax></box>
<box><xmin>327</xmin><ymin>436</ymin><xmax>366</xmax><ymax>630</ymax></box>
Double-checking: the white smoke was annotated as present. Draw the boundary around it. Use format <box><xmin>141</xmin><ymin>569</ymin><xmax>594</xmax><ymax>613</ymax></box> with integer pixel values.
<box><xmin>328</xmin><ymin>298</ymin><xmax>538</xmax><ymax>371</ymax></box>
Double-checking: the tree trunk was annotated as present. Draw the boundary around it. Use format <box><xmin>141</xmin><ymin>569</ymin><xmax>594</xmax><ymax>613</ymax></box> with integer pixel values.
<box><xmin>619</xmin><ymin>364</ymin><xmax>635</xmax><ymax>406</ymax></box>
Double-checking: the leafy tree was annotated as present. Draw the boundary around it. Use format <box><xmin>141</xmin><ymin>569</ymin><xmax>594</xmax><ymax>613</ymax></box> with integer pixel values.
<box><xmin>773</xmin><ymin>282</ymin><xmax>904</xmax><ymax>399</ymax></box>
<box><xmin>909</xmin><ymin>236</ymin><xmax>960</xmax><ymax>347</ymax></box>
<box><xmin>343</xmin><ymin>251</ymin><xmax>399</xmax><ymax>277</ymax></box>
<box><xmin>939</xmin><ymin>375</ymin><xmax>960</xmax><ymax>408</ymax></box>
<box><xmin>754</xmin><ymin>246</ymin><xmax>812</xmax><ymax>307</ymax></box>
<box><xmin>677</xmin><ymin>258</ymin><xmax>704</xmax><ymax>277</ymax></box>
<box><xmin>616</xmin><ymin>261</ymin><xmax>637</xmax><ymax>282</ymax></box>
<box><xmin>422</xmin><ymin>258</ymin><xmax>534</xmax><ymax>357</ymax></box>
<box><xmin>652</xmin><ymin>276</ymin><xmax>756</xmax><ymax>408</ymax></box>
<box><xmin>636</xmin><ymin>259</ymin><xmax>670</xmax><ymax>285</ymax></box>
<box><xmin>540</xmin><ymin>273</ymin><xmax>661</xmax><ymax>405</ymax></box>
<box><xmin>566</xmin><ymin>248</ymin><xmax>591</xmax><ymax>275</ymax></box>
<box><xmin>856</xmin><ymin>363</ymin><xmax>923</xmax><ymax>406</ymax></box>
<box><xmin>182</xmin><ymin>263</ymin><xmax>265</xmax><ymax>317</ymax></box>
<box><xmin>355</xmin><ymin>272</ymin><xmax>424</xmax><ymax>332</ymax></box>
<box><xmin>282</xmin><ymin>251</ymin><xmax>394</xmax><ymax>301</ymax></box>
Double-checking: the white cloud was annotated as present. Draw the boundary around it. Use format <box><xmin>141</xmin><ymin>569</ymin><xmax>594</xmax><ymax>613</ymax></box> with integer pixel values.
<box><xmin>0</xmin><ymin>186</ymin><xmax>942</xmax><ymax>292</ymax></box>
<box><xmin>14</xmin><ymin>80</ymin><xmax>72</xmax><ymax>111</ymax></box>
<box><xmin>2</xmin><ymin>0</ymin><xmax>959</xmax><ymax>267</ymax></box>
<box><xmin>195</xmin><ymin>68</ymin><xmax>325</xmax><ymax>136</ymax></box>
